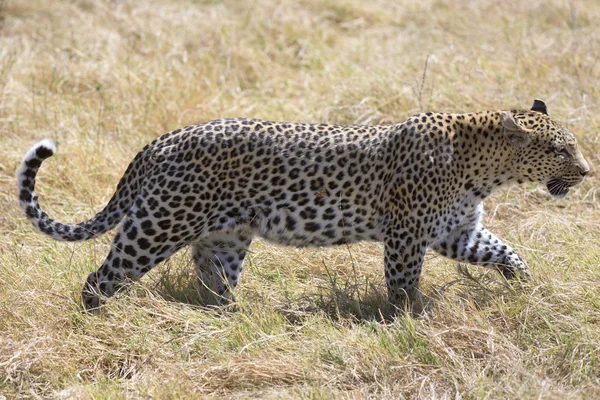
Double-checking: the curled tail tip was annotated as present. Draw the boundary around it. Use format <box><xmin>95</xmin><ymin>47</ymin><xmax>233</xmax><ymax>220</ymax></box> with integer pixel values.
<box><xmin>19</xmin><ymin>139</ymin><xmax>56</xmax><ymax>179</ymax></box>
<box><xmin>24</xmin><ymin>139</ymin><xmax>56</xmax><ymax>162</ymax></box>
<box><xmin>18</xmin><ymin>139</ymin><xmax>56</xmax><ymax>210</ymax></box>
<box><xmin>36</xmin><ymin>138</ymin><xmax>56</xmax><ymax>157</ymax></box>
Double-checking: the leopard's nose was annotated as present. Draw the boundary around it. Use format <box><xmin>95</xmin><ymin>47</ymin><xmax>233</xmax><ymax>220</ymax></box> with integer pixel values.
<box><xmin>580</xmin><ymin>167</ymin><xmax>590</xmax><ymax>177</ymax></box>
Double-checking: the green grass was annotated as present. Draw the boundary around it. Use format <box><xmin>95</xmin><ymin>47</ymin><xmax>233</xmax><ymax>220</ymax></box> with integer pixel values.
<box><xmin>1</xmin><ymin>0</ymin><xmax>600</xmax><ymax>398</ymax></box>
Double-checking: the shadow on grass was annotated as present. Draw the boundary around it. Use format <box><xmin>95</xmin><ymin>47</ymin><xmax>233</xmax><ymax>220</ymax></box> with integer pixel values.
<box><xmin>278</xmin><ymin>274</ymin><xmax>397</xmax><ymax>323</ymax></box>
<box><xmin>149</xmin><ymin>263</ymin><xmax>411</xmax><ymax>323</ymax></box>
<box><xmin>147</xmin><ymin>259</ymin><xmax>525</xmax><ymax>323</ymax></box>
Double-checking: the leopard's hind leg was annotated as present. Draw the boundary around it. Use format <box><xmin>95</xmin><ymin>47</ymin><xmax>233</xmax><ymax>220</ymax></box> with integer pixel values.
<box><xmin>81</xmin><ymin>190</ymin><xmax>206</xmax><ymax>311</ymax></box>
<box><xmin>191</xmin><ymin>231</ymin><xmax>253</xmax><ymax>302</ymax></box>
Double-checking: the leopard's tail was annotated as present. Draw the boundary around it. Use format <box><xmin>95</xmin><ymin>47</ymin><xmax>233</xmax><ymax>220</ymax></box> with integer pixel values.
<box><xmin>17</xmin><ymin>139</ymin><xmax>152</xmax><ymax>242</ymax></box>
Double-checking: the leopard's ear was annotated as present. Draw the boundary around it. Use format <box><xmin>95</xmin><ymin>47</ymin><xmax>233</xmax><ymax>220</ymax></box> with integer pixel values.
<box><xmin>531</xmin><ymin>99</ymin><xmax>548</xmax><ymax>115</ymax></box>
<box><xmin>502</xmin><ymin>112</ymin><xmax>531</xmax><ymax>148</ymax></box>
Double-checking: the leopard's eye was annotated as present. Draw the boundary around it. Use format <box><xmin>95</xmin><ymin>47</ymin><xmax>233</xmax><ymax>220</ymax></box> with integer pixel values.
<box><xmin>555</xmin><ymin>146</ymin><xmax>569</xmax><ymax>158</ymax></box>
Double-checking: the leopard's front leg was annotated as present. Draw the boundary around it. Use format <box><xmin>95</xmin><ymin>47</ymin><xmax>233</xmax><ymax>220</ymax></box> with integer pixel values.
<box><xmin>431</xmin><ymin>215</ymin><xmax>530</xmax><ymax>280</ymax></box>
<box><xmin>384</xmin><ymin>232</ymin><xmax>428</xmax><ymax>313</ymax></box>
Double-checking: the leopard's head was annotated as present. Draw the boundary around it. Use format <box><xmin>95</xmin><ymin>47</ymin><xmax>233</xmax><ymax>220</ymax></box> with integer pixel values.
<box><xmin>502</xmin><ymin>99</ymin><xmax>590</xmax><ymax>198</ymax></box>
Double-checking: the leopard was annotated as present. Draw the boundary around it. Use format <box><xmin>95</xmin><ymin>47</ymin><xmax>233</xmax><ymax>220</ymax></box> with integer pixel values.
<box><xmin>17</xmin><ymin>99</ymin><xmax>590</xmax><ymax>312</ymax></box>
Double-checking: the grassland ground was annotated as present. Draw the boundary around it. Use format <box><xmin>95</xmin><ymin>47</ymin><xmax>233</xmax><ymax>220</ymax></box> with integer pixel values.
<box><xmin>1</xmin><ymin>0</ymin><xmax>599</xmax><ymax>398</ymax></box>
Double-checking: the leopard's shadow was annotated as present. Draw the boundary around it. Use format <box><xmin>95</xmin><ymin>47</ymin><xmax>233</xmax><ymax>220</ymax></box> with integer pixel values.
<box><xmin>149</xmin><ymin>261</ymin><xmax>520</xmax><ymax>323</ymax></box>
<box><xmin>149</xmin><ymin>265</ymin><xmax>409</xmax><ymax>322</ymax></box>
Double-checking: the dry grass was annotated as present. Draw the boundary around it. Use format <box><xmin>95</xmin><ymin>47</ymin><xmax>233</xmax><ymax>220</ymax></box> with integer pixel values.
<box><xmin>1</xmin><ymin>0</ymin><xmax>600</xmax><ymax>398</ymax></box>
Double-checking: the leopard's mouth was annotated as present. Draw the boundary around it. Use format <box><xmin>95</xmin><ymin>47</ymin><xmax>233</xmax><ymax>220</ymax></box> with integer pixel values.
<box><xmin>546</xmin><ymin>178</ymin><xmax>570</xmax><ymax>198</ymax></box>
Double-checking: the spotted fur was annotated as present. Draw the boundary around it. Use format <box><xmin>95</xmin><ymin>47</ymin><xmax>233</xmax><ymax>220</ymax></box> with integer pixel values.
<box><xmin>18</xmin><ymin>100</ymin><xmax>589</xmax><ymax>311</ymax></box>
